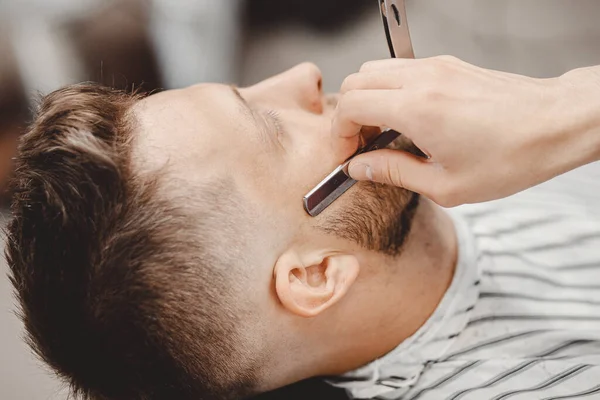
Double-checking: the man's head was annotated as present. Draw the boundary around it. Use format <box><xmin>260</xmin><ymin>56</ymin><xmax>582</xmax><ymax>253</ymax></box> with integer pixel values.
<box><xmin>7</xmin><ymin>63</ymin><xmax>421</xmax><ymax>400</ymax></box>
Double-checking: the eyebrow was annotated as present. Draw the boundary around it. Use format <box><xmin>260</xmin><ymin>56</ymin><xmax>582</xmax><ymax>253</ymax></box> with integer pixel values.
<box><xmin>229</xmin><ymin>85</ymin><xmax>253</xmax><ymax>118</ymax></box>
<box><xmin>229</xmin><ymin>85</ymin><xmax>278</xmax><ymax>147</ymax></box>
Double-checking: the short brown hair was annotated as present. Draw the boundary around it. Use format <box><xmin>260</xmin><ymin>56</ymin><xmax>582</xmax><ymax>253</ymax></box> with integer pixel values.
<box><xmin>6</xmin><ymin>84</ymin><xmax>261</xmax><ymax>400</ymax></box>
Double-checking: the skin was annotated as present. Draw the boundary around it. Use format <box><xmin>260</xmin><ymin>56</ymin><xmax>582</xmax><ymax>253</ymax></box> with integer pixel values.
<box><xmin>131</xmin><ymin>63</ymin><xmax>457</xmax><ymax>392</ymax></box>
<box><xmin>333</xmin><ymin>57</ymin><xmax>600</xmax><ymax>207</ymax></box>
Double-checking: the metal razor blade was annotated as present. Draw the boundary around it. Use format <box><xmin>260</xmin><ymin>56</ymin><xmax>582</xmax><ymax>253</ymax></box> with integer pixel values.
<box><xmin>302</xmin><ymin>0</ymin><xmax>413</xmax><ymax>217</ymax></box>
<box><xmin>303</xmin><ymin>129</ymin><xmax>401</xmax><ymax>217</ymax></box>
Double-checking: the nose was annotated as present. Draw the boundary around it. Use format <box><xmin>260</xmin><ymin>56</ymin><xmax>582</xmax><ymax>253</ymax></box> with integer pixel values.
<box><xmin>244</xmin><ymin>63</ymin><xmax>324</xmax><ymax>114</ymax></box>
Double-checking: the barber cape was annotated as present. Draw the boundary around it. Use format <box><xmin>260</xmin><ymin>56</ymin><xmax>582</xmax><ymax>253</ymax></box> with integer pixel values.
<box><xmin>328</xmin><ymin>162</ymin><xmax>600</xmax><ymax>400</ymax></box>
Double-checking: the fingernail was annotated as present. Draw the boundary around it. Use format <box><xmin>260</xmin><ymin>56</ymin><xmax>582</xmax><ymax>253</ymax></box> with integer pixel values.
<box><xmin>349</xmin><ymin>163</ymin><xmax>373</xmax><ymax>181</ymax></box>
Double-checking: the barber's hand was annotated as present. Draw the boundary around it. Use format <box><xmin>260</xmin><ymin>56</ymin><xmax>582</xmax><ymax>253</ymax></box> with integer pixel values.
<box><xmin>332</xmin><ymin>56</ymin><xmax>600</xmax><ymax>207</ymax></box>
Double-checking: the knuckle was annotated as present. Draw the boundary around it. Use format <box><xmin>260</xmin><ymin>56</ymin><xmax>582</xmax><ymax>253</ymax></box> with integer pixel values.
<box><xmin>436</xmin><ymin>55</ymin><xmax>459</xmax><ymax>63</ymax></box>
<box><xmin>382</xmin><ymin>159</ymin><xmax>405</xmax><ymax>188</ymax></box>
<box><xmin>388</xmin><ymin>70</ymin><xmax>406</xmax><ymax>89</ymax></box>
<box><xmin>421</xmin><ymin>62</ymin><xmax>445</xmax><ymax>79</ymax></box>
<box><xmin>360</xmin><ymin>61</ymin><xmax>378</xmax><ymax>72</ymax></box>
<box><xmin>340</xmin><ymin>73</ymin><xmax>360</xmax><ymax>93</ymax></box>
<box><xmin>423</xmin><ymin>57</ymin><xmax>454</xmax><ymax>77</ymax></box>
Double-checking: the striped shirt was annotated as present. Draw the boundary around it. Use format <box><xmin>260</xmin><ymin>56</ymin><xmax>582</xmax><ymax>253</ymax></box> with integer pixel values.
<box><xmin>329</xmin><ymin>161</ymin><xmax>600</xmax><ymax>400</ymax></box>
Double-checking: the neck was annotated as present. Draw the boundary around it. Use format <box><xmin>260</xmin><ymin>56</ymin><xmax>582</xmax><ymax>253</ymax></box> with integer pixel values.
<box><xmin>262</xmin><ymin>199</ymin><xmax>458</xmax><ymax>391</ymax></box>
<box><xmin>317</xmin><ymin>198</ymin><xmax>457</xmax><ymax>376</ymax></box>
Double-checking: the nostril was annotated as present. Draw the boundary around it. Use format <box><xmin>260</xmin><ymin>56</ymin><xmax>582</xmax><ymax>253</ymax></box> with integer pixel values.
<box><xmin>317</xmin><ymin>77</ymin><xmax>323</xmax><ymax>92</ymax></box>
<box><xmin>300</xmin><ymin>62</ymin><xmax>323</xmax><ymax>89</ymax></box>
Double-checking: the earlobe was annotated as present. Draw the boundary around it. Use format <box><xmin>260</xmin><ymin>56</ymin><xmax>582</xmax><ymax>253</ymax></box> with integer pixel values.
<box><xmin>274</xmin><ymin>250</ymin><xmax>359</xmax><ymax>318</ymax></box>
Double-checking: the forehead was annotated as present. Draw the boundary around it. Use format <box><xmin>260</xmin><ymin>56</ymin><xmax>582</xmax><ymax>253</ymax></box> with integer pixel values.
<box><xmin>130</xmin><ymin>84</ymin><xmax>249</xmax><ymax>178</ymax></box>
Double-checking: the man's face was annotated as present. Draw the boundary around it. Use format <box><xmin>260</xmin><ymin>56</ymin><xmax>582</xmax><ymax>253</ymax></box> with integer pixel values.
<box><xmin>133</xmin><ymin>63</ymin><xmax>415</xmax><ymax>258</ymax></box>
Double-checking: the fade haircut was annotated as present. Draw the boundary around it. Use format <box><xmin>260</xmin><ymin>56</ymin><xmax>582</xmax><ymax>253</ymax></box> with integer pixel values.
<box><xmin>6</xmin><ymin>83</ymin><xmax>261</xmax><ymax>400</ymax></box>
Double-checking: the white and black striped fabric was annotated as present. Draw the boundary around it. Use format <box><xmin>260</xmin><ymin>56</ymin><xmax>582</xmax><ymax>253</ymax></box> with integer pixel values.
<box><xmin>329</xmin><ymin>162</ymin><xmax>600</xmax><ymax>399</ymax></box>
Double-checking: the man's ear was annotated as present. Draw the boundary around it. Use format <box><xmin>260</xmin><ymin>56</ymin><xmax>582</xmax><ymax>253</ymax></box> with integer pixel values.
<box><xmin>274</xmin><ymin>250</ymin><xmax>359</xmax><ymax>318</ymax></box>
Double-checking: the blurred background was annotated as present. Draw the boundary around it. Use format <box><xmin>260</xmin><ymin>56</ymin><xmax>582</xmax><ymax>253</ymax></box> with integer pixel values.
<box><xmin>2</xmin><ymin>1</ymin><xmax>600</xmax><ymax>399</ymax></box>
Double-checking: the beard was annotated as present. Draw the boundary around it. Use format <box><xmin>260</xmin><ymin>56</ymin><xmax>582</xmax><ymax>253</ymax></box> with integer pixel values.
<box><xmin>318</xmin><ymin>135</ymin><xmax>422</xmax><ymax>257</ymax></box>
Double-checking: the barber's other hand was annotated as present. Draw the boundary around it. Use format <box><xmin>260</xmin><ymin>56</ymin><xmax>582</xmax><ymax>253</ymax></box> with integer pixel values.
<box><xmin>333</xmin><ymin>56</ymin><xmax>600</xmax><ymax>207</ymax></box>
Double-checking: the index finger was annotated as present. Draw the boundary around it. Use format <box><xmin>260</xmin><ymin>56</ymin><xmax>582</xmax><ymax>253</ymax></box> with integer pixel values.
<box><xmin>360</xmin><ymin>58</ymin><xmax>416</xmax><ymax>72</ymax></box>
<box><xmin>332</xmin><ymin>89</ymin><xmax>412</xmax><ymax>139</ymax></box>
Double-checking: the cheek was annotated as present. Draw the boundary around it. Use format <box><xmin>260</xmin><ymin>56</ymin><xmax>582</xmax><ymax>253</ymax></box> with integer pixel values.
<box><xmin>288</xmin><ymin>137</ymin><xmax>359</xmax><ymax>197</ymax></box>
<box><xmin>285</xmin><ymin>118</ymin><xmax>358</xmax><ymax>166</ymax></box>
<box><xmin>235</xmin><ymin>116</ymin><xmax>360</xmax><ymax>217</ymax></box>
<box><xmin>233</xmin><ymin>147</ymin><xmax>299</xmax><ymax>214</ymax></box>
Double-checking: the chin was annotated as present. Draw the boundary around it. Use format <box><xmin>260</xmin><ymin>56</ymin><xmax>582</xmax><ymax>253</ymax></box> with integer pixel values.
<box><xmin>319</xmin><ymin>177</ymin><xmax>418</xmax><ymax>257</ymax></box>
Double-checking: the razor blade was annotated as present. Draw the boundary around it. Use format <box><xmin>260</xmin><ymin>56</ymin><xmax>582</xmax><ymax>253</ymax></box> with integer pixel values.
<box><xmin>380</xmin><ymin>0</ymin><xmax>414</xmax><ymax>59</ymax></box>
<box><xmin>303</xmin><ymin>129</ymin><xmax>401</xmax><ymax>217</ymax></box>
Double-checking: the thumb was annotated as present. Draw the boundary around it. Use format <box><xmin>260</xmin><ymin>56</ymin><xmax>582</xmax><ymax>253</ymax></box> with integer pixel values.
<box><xmin>347</xmin><ymin>149</ymin><xmax>433</xmax><ymax>193</ymax></box>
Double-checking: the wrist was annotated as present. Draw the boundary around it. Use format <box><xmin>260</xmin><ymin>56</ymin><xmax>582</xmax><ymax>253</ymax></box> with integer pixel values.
<box><xmin>554</xmin><ymin>68</ymin><xmax>600</xmax><ymax>166</ymax></box>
